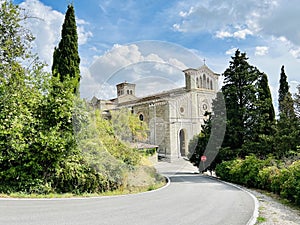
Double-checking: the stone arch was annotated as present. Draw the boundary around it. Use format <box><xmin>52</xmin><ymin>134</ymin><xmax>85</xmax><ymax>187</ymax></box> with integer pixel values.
<box><xmin>207</xmin><ymin>77</ymin><xmax>209</xmax><ymax>89</ymax></box>
<box><xmin>179</xmin><ymin>129</ymin><xmax>187</xmax><ymax>157</ymax></box>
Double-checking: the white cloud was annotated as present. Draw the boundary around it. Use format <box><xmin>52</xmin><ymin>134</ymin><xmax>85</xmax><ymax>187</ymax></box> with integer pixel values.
<box><xmin>255</xmin><ymin>46</ymin><xmax>269</xmax><ymax>56</ymax></box>
<box><xmin>84</xmin><ymin>43</ymin><xmax>190</xmax><ymax>99</ymax></box>
<box><xmin>215</xmin><ymin>31</ymin><xmax>232</xmax><ymax>39</ymax></box>
<box><xmin>172</xmin><ymin>0</ymin><xmax>277</xmax><ymax>35</ymax></box>
<box><xmin>225</xmin><ymin>47</ymin><xmax>237</xmax><ymax>55</ymax></box>
<box><xmin>19</xmin><ymin>0</ymin><xmax>92</xmax><ymax>68</ymax></box>
<box><xmin>179</xmin><ymin>6</ymin><xmax>194</xmax><ymax>18</ymax></box>
<box><xmin>233</xmin><ymin>29</ymin><xmax>253</xmax><ymax>39</ymax></box>
<box><xmin>215</xmin><ymin>28</ymin><xmax>253</xmax><ymax>39</ymax></box>
<box><xmin>290</xmin><ymin>48</ymin><xmax>300</xmax><ymax>59</ymax></box>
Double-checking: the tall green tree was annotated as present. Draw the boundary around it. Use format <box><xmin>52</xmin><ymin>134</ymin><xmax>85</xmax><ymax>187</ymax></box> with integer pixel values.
<box><xmin>272</xmin><ymin>66</ymin><xmax>299</xmax><ymax>158</ymax></box>
<box><xmin>52</xmin><ymin>4</ymin><xmax>80</xmax><ymax>95</ymax></box>
<box><xmin>221</xmin><ymin>50</ymin><xmax>276</xmax><ymax>159</ymax></box>
<box><xmin>189</xmin><ymin>91</ymin><xmax>227</xmax><ymax>170</ymax></box>
<box><xmin>295</xmin><ymin>84</ymin><xmax>300</xmax><ymax>118</ymax></box>
<box><xmin>255</xmin><ymin>72</ymin><xmax>275</xmax><ymax>135</ymax></box>
<box><xmin>278</xmin><ymin>65</ymin><xmax>295</xmax><ymax>118</ymax></box>
<box><xmin>221</xmin><ymin>50</ymin><xmax>259</xmax><ymax>152</ymax></box>
<box><xmin>278</xmin><ymin>65</ymin><xmax>289</xmax><ymax>114</ymax></box>
<box><xmin>0</xmin><ymin>0</ymin><xmax>52</xmax><ymax>191</ymax></box>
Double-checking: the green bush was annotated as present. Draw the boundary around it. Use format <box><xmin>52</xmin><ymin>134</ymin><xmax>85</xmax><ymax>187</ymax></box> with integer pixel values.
<box><xmin>280</xmin><ymin>161</ymin><xmax>300</xmax><ymax>204</ymax></box>
<box><xmin>216</xmin><ymin>155</ymin><xmax>300</xmax><ymax>206</ymax></box>
<box><xmin>257</xmin><ymin>166</ymin><xmax>280</xmax><ymax>191</ymax></box>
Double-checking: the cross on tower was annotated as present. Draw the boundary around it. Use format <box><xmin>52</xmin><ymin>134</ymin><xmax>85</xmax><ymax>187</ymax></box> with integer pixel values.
<box><xmin>203</xmin><ymin>58</ymin><xmax>206</xmax><ymax>65</ymax></box>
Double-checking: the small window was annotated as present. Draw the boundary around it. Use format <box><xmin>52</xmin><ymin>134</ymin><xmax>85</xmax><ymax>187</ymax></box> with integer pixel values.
<box><xmin>127</xmin><ymin>90</ymin><xmax>130</xmax><ymax>94</ymax></box>
<box><xmin>196</xmin><ymin>77</ymin><xmax>199</xmax><ymax>88</ymax></box>
<box><xmin>130</xmin><ymin>90</ymin><xmax>133</xmax><ymax>95</ymax></box>
<box><xmin>139</xmin><ymin>114</ymin><xmax>144</xmax><ymax>121</ymax></box>
<box><xmin>210</xmin><ymin>80</ymin><xmax>213</xmax><ymax>90</ymax></box>
<box><xmin>180</xmin><ymin>107</ymin><xmax>184</xmax><ymax>114</ymax></box>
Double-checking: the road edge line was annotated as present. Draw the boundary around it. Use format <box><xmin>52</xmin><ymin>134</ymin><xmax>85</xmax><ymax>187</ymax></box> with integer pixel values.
<box><xmin>204</xmin><ymin>175</ymin><xmax>259</xmax><ymax>225</ymax></box>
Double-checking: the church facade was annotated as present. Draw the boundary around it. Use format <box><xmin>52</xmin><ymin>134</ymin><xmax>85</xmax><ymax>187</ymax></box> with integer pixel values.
<box><xmin>91</xmin><ymin>65</ymin><xmax>219</xmax><ymax>161</ymax></box>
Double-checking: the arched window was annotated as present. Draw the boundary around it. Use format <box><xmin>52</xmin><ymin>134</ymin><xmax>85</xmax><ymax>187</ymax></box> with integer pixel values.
<box><xmin>130</xmin><ymin>90</ymin><xmax>133</xmax><ymax>95</ymax></box>
<box><xmin>210</xmin><ymin>80</ymin><xmax>213</xmax><ymax>90</ymax></box>
<box><xmin>203</xmin><ymin>74</ymin><xmax>206</xmax><ymax>88</ymax></box>
<box><xmin>207</xmin><ymin>78</ymin><xmax>209</xmax><ymax>89</ymax></box>
<box><xmin>127</xmin><ymin>90</ymin><xmax>130</xmax><ymax>94</ymax></box>
<box><xmin>196</xmin><ymin>77</ymin><xmax>199</xmax><ymax>88</ymax></box>
<box><xmin>139</xmin><ymin>114</ymin><xmax>144</xmax><ymax>121</ymax></box>
<box><xmin>200</xmin><ymin>77</ymin><xmax>203</xmax><ymax>88</ymax></box>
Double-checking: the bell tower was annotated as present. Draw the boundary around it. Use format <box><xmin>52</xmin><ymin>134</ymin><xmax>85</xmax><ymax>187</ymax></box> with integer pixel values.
<box><xmin>116</xmin><ymin>82</ymin><xmax>136</xmax><ymax>97</ymax></box>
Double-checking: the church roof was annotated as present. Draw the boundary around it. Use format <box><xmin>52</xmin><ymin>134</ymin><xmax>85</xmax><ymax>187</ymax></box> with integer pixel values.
<box><xmin>117</xmin><ymin>87</ymin><xmax>186</xmax><ymax>106</ymax></box>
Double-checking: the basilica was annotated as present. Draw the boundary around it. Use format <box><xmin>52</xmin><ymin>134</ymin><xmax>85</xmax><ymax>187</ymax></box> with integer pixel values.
<box><xmin>91</xmin><ymin>64</ymin><xmax>219</xmax><ymax>161</ymax></box>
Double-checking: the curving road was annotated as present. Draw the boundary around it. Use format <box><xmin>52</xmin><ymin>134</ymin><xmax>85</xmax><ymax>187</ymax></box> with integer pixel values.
<box><xmin>0</xmin><ymin>160</ymin><xmax>256</xmax><ymax>225</ymax></box>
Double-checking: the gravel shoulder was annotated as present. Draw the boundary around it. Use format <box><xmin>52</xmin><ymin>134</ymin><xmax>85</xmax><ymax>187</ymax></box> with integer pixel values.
<box><xmin>249</xmin><ymin>189</ymin><xmax>300</xmax><ymax>225</ymax></box>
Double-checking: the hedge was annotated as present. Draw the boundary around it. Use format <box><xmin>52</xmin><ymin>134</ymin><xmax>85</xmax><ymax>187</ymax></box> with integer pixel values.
<box><xmin>215</xmin><ymin>155</ymin><xmax>300</xmax><ymax>206</ymax></box>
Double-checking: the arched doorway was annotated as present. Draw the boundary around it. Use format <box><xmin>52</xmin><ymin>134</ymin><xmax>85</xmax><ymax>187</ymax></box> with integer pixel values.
<box><xmin>179</xmin><ymin>129</ymin><xmax>186</xmax><ymax>156</ymax></box>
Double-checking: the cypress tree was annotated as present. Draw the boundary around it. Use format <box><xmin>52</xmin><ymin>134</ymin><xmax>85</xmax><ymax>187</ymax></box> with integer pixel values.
<box><xmin>278</xmin><ymin>66</ymin><xmax>290</xmax><ymax>113</ymax></box>
<box><xmin>255</xmin><ymin>72</ymin><xmax>275</xmax><ymax>134</ymax></box>
<box><xmin>52</xmin><ymin>4</ymin><xmax>80</xmax><ymax>95</ymax></box>
<box><xmin>278</xmin><ymin>65</ymin><xmax>295</xmax><ymax>118</ymax></box>
<box><xmin>295</xmin><ymin>85</ymin><xmax>300</xmax><ymax>118</ymax></box>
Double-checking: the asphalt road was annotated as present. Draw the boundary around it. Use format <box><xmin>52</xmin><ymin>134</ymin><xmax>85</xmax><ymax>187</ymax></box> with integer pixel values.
<box><xmin>0</xmin><ymin>161</ymin><xmax>256</xmax><ymax>225</ymax></box>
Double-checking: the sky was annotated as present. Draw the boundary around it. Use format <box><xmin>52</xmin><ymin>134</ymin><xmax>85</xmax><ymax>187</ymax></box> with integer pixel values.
<box><xmin>12</xmin><ymin>0</ymin><xmax>300</xmax><ymax>110</ymax></box>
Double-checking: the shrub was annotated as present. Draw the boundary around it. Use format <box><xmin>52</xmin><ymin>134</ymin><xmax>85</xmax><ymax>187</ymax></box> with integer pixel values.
<box><xmin>280</xmin><ymin>161</ymin><xmax>300</xmax><ymax>205</ymax></box>
<box><xmin>257</xmin><ymin>166</ymin><xmax>280</xmax><ymax>191</ymax></box>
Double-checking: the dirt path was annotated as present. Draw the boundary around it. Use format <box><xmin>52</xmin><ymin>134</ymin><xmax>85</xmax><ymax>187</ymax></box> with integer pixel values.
<box><xmin>250</xmin><ymin>189</ymin><xmax>300</xmax><ymax>225</ymax></box>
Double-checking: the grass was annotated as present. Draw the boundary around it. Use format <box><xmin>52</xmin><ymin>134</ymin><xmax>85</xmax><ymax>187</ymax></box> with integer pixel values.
<box><xmin>0</xmin><ymin>180</ymin><xmax>166</xmax><ymax>199</ymax></box>
<box><xmin>256</xmin><ymin>216</ymin><xmax>267</xmax><ymax>223</ymax></box>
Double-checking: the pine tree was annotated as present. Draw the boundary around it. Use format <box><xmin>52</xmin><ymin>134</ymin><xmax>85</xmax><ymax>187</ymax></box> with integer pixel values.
<box><xmin>278</xmin><ymin>65</ymin><xmax>293</xmax><ymax>115</ymax></box>
<box><xmin>255</xmin><ymin>72</ymin><xmax>275</xmax><ymax>135</ymax></box>
<box><xmin>221</xmin><ymin>50</ymin><xmax>259</xmax><ymax>151</ymax></box>
<box><xmin>295</xmin><ymin>85</ymin><xmax>300</xmax><ymax>118</ymax></box>
<box><xmin>52</xmin><ymin>4</ymin><xmax>80</xmax><ymax>95</ymax></box>
<box><xmin>274</xmin><ymin>66</ymin><xmax>299</xmax><ymax>158</ymax></box>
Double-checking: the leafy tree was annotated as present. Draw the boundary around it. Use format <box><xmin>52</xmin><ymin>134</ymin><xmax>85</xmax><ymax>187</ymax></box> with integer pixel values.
<box><xmin>110</xmin><ymin>108</ymin><xmax>148</xmax><ymax>143</ymax></box>
<box><xmin>189</xmin><ymin>112</ymin><xmax>212</xmax><ymax>171</ymax></box>
<box><xmin>189</xmin><ymin>92</ymin><xmax>227</xmax><ymax>170</ymax></box>
<box><xmin>221</xmin><ymin>50</ymin><xmax>276</xmax><ymax>159</ymax></box>
<box><xmin>272</xmin><ymin>66</ymin><xmax>299</xmax><ymax>158</ymax></box>
<box><xmin>221</xmin><ymin>50</ymin><xmax>259</xmax><ymax>152</ymax></box>
<box><xmin>0</xmin><ymin>1</ymin><xmax>52</xmax><ymax>191</ymax></box>
<box><xmin>255</xmin><ymin>72</ymin><xmax>275</xmax><ymax>134</ymax></box>
<box><xmin>52</xmin><ymin>4</ymin><xmax>80</xmax><ymax>95</ymax></box>
<box><xmin>278</xmin><ymin>65</ymin><xmax>290</xmax><ymax>114</ymax></box>
<box><xmin>295</xmin><ymin>84</ymin><xmax>300</xmax><ymax>118</ymax></box>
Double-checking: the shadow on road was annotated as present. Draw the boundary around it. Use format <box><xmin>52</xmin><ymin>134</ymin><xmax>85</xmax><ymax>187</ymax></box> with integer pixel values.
<box><xmin>169</xmin><ymin>175</ymin><xmax>239</xmax><ymax>191</ymax></box>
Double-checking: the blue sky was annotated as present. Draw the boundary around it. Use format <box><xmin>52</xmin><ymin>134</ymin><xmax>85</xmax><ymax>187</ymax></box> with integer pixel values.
<box><xmin>12</xmin><ymin>0</ymin><xmax>300</xmax><ymax>109</ymax></box>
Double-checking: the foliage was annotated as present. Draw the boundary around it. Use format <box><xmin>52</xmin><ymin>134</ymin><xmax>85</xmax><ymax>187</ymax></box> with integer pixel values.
<box><xmin>189</xmin><ymin>112</ymin><xmax>212</xmax><ymax>170</ymax></box>
<box><xmin>110</xmin><ymin>108</ymin><xmax>148</xmax><ymax>143</ymax></box>
<box><xmin>52</xmin><ymin>4</ymin><xmax>80</xmax><ymax>95</ymax></box>
<box><xmin>278</xmin><ymin>65</ymin><xmax>292</xmax><ymax>115</ymax></box>
<box><xmin>221</xmin><ymin>50</ymin><xmax>277</xmax><ymax>159</ymax></box>
<box><xmin>0</xmin><ymin>2</ymin><xmax>146</xmax><ymax>195</ymax></box>
<box><xmin>294</xmin><ymin>84</ymin><xmax>300</xmax><ymax>118</ymax></box>
<box><xmin>216</xmin><ymin>156</ymin><xmax>300</xmax><ymax>206</ymax></box>
<box><xmin>222</xmin><ymin>50</ymin><xmax>259</xmax><ymax>151</ymax></box>
<box><xmin>189</xmin><ymin>91</ymin><xmax>226</xmax><ymax>171</ymax></box>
